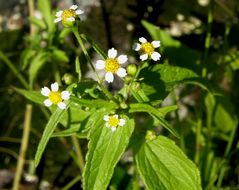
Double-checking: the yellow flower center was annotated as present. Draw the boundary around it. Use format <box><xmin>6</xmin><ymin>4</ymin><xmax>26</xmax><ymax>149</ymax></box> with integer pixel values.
<box><xmin>62</xmin><ymin>9</ymin><xmax>76</xmax><ymax>22</ymax></box>
<box><xmin>140</xmin><ymin>42</ymin><xmax>155</xmax><ymax>55</ymax></box>
<box><xmin>49</xmin><ymin>91</ymin><xmax>62</xmax><ymax>104</ymax></box>
<box><xmin>105</xmin><ymin>58</ymin><xmax>120</xmax><ymax>73</ymax></box>
<box><xmin>108</xmin><ymin>116</ymin><xmax>119</xmax><ymax>127</ymax></box>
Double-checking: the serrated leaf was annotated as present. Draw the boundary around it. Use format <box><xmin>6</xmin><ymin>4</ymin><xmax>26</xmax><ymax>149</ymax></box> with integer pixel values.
<box><xmin>83</xmin><ymin>114</ymin><xmax>135</xmax><ymax>190</ymax></box>
<box><xmin>136</xmin><ymin>136</ymin><xmax>201</xmax><ymax>190</ymax></box>
<box><xmin>34</xmin><ymin>102</ymin><xmax>70</xmax><ymax>166</ymax></box>
<box><xmin>70</xmin><ymin>96</ymin><xmax>118</xmax><ymax>109</ymax></box>
<box><xmin>140</xmin><ymin>64</ymin><xmax>202</xmax><ymax>100</ymax></box>
<box><xmin>129</xmin><ymin>103</ymin><xmax>179</xmax><ymax>138</ymax></box>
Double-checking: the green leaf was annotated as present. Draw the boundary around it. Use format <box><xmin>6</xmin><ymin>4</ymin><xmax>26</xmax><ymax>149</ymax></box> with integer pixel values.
<box><xmin>20</xmin><ymin>49</ymin><xmax>35</xmax><ymax>70</ymax></box>
<box><xmin>38</xmin><ymin>0</ymin><xmax>54</xmax><ymax>31</ymax></box>
<box><xmin>136</xmin><ymin>136</ymin><xmax>201</xmax><ymax>190</ymax></box>
<box><xmin>29</xmin><ymin>52</ymin><xmax>49</xmax><ymax>87</ymax></box>
<box><xmin>34</xmin><ymin>102</ymin><xmax>70</xmax><ymax>166</ymax></box>
<box><xmin>129</xmin><ymin>103</ymin><xmax>179</xmax><ymax>138</ymax></box>
<box><xmin>15</xmin><ymin>88</ymin><xmax>92</xmax><ymax>130</ymax></box>
<box><xmin>51</xmin><ymin>125</ymin><xmax>81</xmax><ymax>137</ymax></box>
<box><xmin>15</xmin><ymin>88</ymin><xmax>44</xmax><ymax>105</ymax></box>
<box><xmin>83</xmin><ymin>113</ymin><xmax>135</xmax><ymax>190</ymax></box>
<box><xmin>28</xmin><ymin>16</ymin><xmax>46</xmax><ymax>29</ymax></box>
<box><xmin>70</xmin><ymin>96</ymin><xmax>118</xmax><ymax>109</ymax></box>
<box><xmin>142</xmin><ymin>20</ymin><xmax>201</xmax><ymax>71</ymax></box>
<box><xmin>51</xmin><ymin>49</ymin><xmax>69</xmax><ymax>62</ymax></box>
<box><xmin>140</xmin><ymin>64</ymin><xmax>202</xmax><ymax>100</ymax></box>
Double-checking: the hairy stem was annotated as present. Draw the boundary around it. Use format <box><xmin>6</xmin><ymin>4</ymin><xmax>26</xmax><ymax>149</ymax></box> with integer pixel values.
<box><xmin>72</xmin><ymin>27</ymin><xmax>117</xmax><ymax>102</ymax></box>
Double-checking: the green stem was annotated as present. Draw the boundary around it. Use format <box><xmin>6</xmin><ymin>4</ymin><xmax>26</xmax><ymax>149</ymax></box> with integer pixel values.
<box><xmin>202</xmin><ymin>0</ymin><xmax>214</xmax><ymax>78</ymax></box>
<box><xmin>12</xmin><ymin>104</ymin><xmax>32</xmax><ymax>190</ymax></box>
<box><xmin>72</xmin><ymin>27</ymin><xmax>117</xmax><ymax>102</ymax></box>
<box><xmin>0</xmin><ymin>51</ymin><xmax>29</xmax><ymax>89</ymax></box>
<box><xmin>127</xmin><ymin>61</ymin><xmax>148</xmax><ymax>97</ymax></box>
<box><xmin>61</xmin><ymin>175</ymin><xmax>81</xmax><ymax>190</ymax></box>
<box><xmin>71</xmin><ymin>135</ymin><xmax>85</xmax><ymax>173</ymax></box>
<box><xmin>195</xmin><ymin>118</ymin><xmax>202</xmax><ymax>165</ymax></box>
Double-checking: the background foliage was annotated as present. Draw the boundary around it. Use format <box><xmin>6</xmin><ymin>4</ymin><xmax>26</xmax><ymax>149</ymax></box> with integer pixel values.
<box><xmin>0</xmin><ymin>0</ymin><xmax>239</xmax><ymax>189</ymax></box>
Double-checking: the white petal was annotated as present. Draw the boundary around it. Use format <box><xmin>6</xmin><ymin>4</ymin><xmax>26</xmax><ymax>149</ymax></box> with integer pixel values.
<box><xmin>104</xmin><ymin>115</ymin><xmax>109</xmax><ymax>121</ymax></box>
<box><xmin>61</xmin><ymin>91</ymin><xmax>70</xmax><ymax>100</ymax></box>
<box><xmin>119</xmin><ymin>119</ymin><xmax>125</xmax><ymax>126</ymax></box>
<box><xmin>139</xmin><ymin>37</ymin><xmax>147</xmax><ymax>43</ymax></box>
<box><xmin>151</xmin><ymin>52</ymin><xmax>161</xmax><ymax>61</ymax></box>
<box><xmin>56</xmin><ymin>10</ymin><xmax>63</xmax><ymax>17</ymax></box>
<box><xmin>44</xmin><ymin>99</ymin><xmax>52</xmax><ymax>107</ymax></box>
<box><xmin>108</xmin><ymin>48</ymin><xmax>117</xmax><ymax>58</ymax></box>
<box><xmin>140</xmin><ymin>54</ymin><xmax>148</xmax><ymax>61</ymax></box>
<box><xmin>58</xmin><ymin>102</ymin><xmax>66</xmax><ymax>109</ymax></box>
<box><xmin>70</xmin><ymin>5</ymin><xmax>78</xmax><ymax>10</ymax></box>
<box><xmin>41</xmin><ymin>87</ymin><xmax>50</xmax><ymax>96</ymax></box>
<box><xmin>54</xmin><ymin>17</ymin><xmax>62</xmax><ymax>23</ymax></box>
<box><xmin>133</xmin><ymin>43</ymin><xmax>141</xmax><ymax>51</ymax></box>
<box><xmin>111</xmin><ymin>127</ymin><xmax>116</xmax><ymax>132</ymax></box>
<box><xmin>106</xmin><ymin>123</ymin><xmax>110</xmax><ymax>128</ymax></box>
<box><xmin>116</xmin><ymin>68</ymin><xmax>127</xmax><ymax>78</ymax></box>
<box><xmin>67</xmin><ymin>17</ymin><xmax>75</xmax><ymax>22</ymax></box>
<box><xmin>113</xmin><ymin>114</ymin><xmax>118</xmax><ymax>119</ymax></box>
<box><xmin>151</xmin><ymin>41</ymin><xmax>160</xmax><ymax>48</ymax></box>
<box><xmin>51</xmin><ymin>82</ymin><xmax>59</xmax><ymax>92</ymax></box>
<box><xmin>117</xmin><ymin>55</ymin><xmax>128</xmax><ymax>64</ymax></box>
<box><xmin>75</xmin><ymin>9</ymin><xmax>84</xmax><ymax>15</ymax></box>
<box><xmin>96</xmin><ymin>60</ymin><xmax>105</xmax><ymax>70</ymax></box>
<box><xmin>105</xmin><ymin>72</ymin><xmax>114</xmax><ymax>83</ymax></box>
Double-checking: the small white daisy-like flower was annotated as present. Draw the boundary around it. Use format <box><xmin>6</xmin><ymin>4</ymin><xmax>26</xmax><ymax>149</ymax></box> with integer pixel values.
<box><xmin>96</xmin><ymin>48</ymin><xmax>127</xmax><ymax>83</ymax></box>
<box><xmin>54</xmin><ymin>5</ymin><xmax>84</xmax><ymax>27</ymax></box>
<box><xmin>41</xmin><ymin>82</ymin><xmax>70</xmax><ymax>109</ymax></box>
<box><xmin>133</xmin><ymin>37</ymin><xmax>161</xmax><ymax>61</ymax></box>
<box><xmin>103</xmin><ymin>114</ymin><xmax>125</xmax><ymax>132</ymax></box>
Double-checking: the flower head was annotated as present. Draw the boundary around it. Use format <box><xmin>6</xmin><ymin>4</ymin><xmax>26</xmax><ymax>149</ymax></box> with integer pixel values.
<box><xmin>103</xmin><ymin>114</ymin><xmax>125</xmax><ymax>132</ymax></box>
<box><xmin>96</xmin><ymin>48</ymin><xmax>127</xmax><ymax>83</ymax></box>
<box><xmin>133</xmin><ymin>37</ymin><xmax>161</xmax><ymax>61</ymax></box>
<box><xmin>41</xmin><ymin>82</ymin><xmax>70</xmax><ymax>109</ymax></box>
<box><xmin>54</xmin><ymin>5</ymin><xmax>84</xmax><ymax>27</ymax></box>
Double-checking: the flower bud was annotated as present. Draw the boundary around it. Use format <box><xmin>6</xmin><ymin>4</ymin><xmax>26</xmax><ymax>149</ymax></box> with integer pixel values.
<box><xmin>127</xmin><ymin>64</ymin><xmax>137</xmax><ymax>76</ymax></box>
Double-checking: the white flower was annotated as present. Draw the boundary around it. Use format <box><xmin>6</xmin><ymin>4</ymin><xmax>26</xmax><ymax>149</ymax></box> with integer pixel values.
<box><xmin>103</xmin><ymin>114</ymin><xmax>125</xmax><ymax>132</ymax></box>
<box><xmin>133</xmin><ymin>37</ymin><xmax>161</xmax><ymax>61</ymax></box>
<box><xmin>41</xmin><ymin>82</ymin><xmax>70</xmax><ymax>109</ymax></box>
<box><xmin>54</xmin><ymin>5</ymin><xmax>84</xmax><ymax>26</ymax></box>
<box><xmin>96</xmin><ymin>48</ymin><xmax>127</xmax><ymax>83</ymax></box>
